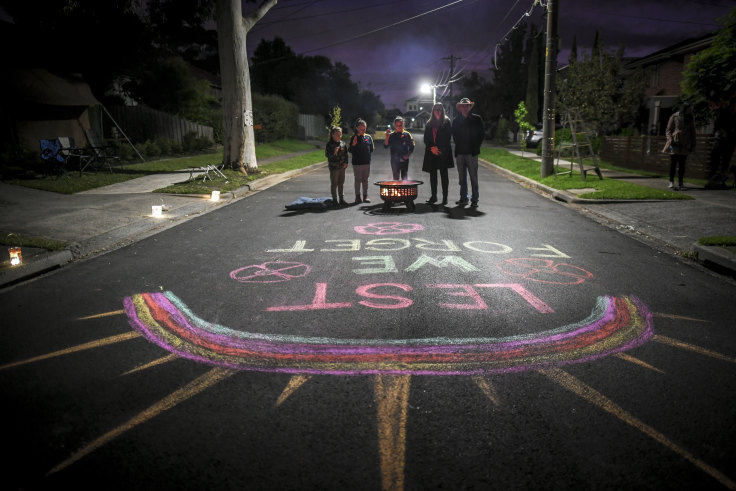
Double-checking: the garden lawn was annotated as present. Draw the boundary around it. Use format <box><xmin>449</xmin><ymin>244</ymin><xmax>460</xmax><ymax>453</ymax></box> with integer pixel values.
<box><xmin>153</xmin><ymin>150</ymin><xmax>326</xmax><ymax>194</ymax></box>
<box><xmin>480</xmin><ymin>148</ymin><xmax>691</xmax><ymax>200</ymax></box>
<box><xmin>2</xmin><ymin>139</ymin><xmax>321</xmax><ymax>194</ymax></box>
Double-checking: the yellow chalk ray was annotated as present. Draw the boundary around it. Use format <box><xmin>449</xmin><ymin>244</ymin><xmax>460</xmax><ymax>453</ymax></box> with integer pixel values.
<box><xmin>540</xmin><ymin>368</ymin><xmax>736</xmax><ymax>490</ymax></box>
<box><xmin>652</xmin><ymin>312</ymin><xmax>708</xmax><ymax>322</ymax></box>
<box><xmin>614</xmin><ymin>353</ymin><xmax>665</xmax><ymax>374</ymax></box>
<box><xmin>473</xmin><ymin>376</ymin><xmax>501</xmax><ymax>406</ymax></box>
<box><xmin>48</xmin><ymin>366</ymin><xmax>235</xmax><ymax>475</ymax></box>
<box><xmin>0</xmin><ymin>331</ymin><xmax>141</xmax><ymax>371</ymax></box>
<box><xmin>122</xmin><ymin>354</ymin><xmax>179</xmax><ymax>376</ymax></box>
<box><xmin>77</xmin><ymin>309</ymin><xmax>126</xmax><ymax>321</ymax></box>
<box><xmin>276</xmin><ymin>375</ymin><xmax>312</xmax><ymax>407</ymax></box>
<box><xmin>375</xmin><ymin>374</ymin><xmax>411</xmax><ymax>491</ymax></box>
<box><xmin>653</xmin><ymin>335</ymin><xmax>736</xmax><ymax>364</ymax></box>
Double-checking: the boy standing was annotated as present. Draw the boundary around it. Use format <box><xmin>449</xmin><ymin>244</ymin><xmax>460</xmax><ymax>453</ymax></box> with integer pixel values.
<box><xmin>384</xmin><ymin>116</ymin><xmax>415</xmax><ymax>180</ymax></box>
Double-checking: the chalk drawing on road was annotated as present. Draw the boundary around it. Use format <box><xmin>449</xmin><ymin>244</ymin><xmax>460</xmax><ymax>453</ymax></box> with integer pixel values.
<box><xmin>497</xmin><ymin>258</ymin><xmax>594</xmax><ymax>285</ymax></box>
<box><xmin>230</xmin><ymin>261</ymin><xmax>311</xmax><ymax>283</ymax></box>
<box><xmin>354</xmin><ymin>222</ymin><xmax>424</xmax><ymax>235</ymax></box>
<box><xmin>124</xmin><ymin>291</ymin><xmax>652</xmax><ymax>375</ymax></box>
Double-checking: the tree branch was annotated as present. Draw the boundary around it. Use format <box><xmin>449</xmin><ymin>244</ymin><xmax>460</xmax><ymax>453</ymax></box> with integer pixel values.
<box><xmin>243</xmin><ymin>0</ymin><xmax>277</xmax><ymax>32</ymax></box>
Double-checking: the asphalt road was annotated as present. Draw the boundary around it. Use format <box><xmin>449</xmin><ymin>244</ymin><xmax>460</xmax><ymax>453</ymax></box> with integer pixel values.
<box><xmin>2</xmin><ymin>136</ymin><xmax>735</xmax><ymax>490</ymax></box>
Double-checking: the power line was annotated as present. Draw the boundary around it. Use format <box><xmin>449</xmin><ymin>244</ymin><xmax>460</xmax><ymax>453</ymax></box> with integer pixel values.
<box><xmin>299</xmin><ymin>0</ymin><xmax>466</xmax><ymax>55</ymax></box>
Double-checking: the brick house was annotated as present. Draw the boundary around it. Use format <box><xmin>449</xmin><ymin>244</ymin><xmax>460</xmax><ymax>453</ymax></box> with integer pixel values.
<box><xmin>625</xmin><ymin>33</ymin><xmax>715</xmax><ymax>136</ymax></box>
<box><xmin>600</xmin><ymin>33</ymin><xmax>720</xmax><ymax>178</ymax></box>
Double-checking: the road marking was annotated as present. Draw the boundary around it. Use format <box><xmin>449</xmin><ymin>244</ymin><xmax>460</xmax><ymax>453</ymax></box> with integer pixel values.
<box><xmin>0</xmin><ymin>331</ymin><xmax>140</xmax><ymax>371</ymax></box>
<box><xmin>77</xmin><ymin>309</ymin><xmax>125</xmax><ymax>320</ymax></box>
<box><xmin>540</xmin><ymin>368</ymin><xmax>736</xmax><ymax>490</ymax></box>
<box><xmin>48</xmin><ymin>367</ymin><xmax>234</xmax><ymax>475</ymax></box>
<box><xmin>652</xmin><ymin>312</ymin><xmax>709</xmax><ymax>322</ymax></box>
<box><xmin>614</xmin><ymin>353</ymin><xmax>665</xmax><ymax>374</ymax></box>
<box><xmin>653</xmin><ymin>335</ymin><xmax>736</xmax><ymax>363</ymax></box>
<box><xmin>375</xmin><ymin>374</ymin><xmax>410</xmax><ymax>491</ymax></box>
<box><xmin>473</xmin><ymin>376</ymin><xmax>501</xmax><ymax>406</ymax></box>
<box><xmin>122</xmin><ymin>353</ymin><xmax>178</xmax><ymax>376</ymax></box>
<box><xmin>276</xmin><ymin>375</ymin><xmax>312</xmax><ymax>407</ymax></box>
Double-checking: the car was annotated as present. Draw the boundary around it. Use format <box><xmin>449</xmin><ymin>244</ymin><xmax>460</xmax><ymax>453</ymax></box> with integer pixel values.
<box><xmin>525</xmin><ymin>124</ymin><xmax>543</xmax><ymax>148</ymax></box>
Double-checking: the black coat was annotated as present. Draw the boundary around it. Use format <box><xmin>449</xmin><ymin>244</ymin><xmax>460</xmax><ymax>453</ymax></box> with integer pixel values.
<box><xmin>422</xmin><ymin>119</ymin><xmax>454</xmax><ymax>172</ymax></box>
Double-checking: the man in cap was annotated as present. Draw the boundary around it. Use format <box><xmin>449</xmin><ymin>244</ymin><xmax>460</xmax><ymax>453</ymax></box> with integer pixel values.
<box><xmin>452</xmin><ymin>97</ymin><xmax>485</xmax><ymax>207</ymax></box>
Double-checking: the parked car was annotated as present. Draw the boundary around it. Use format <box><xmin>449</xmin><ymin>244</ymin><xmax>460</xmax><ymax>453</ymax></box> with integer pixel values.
<box><xmin>525</xmin><ymin>124</ymin><xmax>543</xmax><ymax>148</ymax></box>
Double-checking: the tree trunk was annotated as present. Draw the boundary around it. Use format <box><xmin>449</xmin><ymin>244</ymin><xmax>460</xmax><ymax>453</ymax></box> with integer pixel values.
<box><xmin>216</xmin><ymin>0</ymin><xmax>277</xmax><ymax>174</ymax></box>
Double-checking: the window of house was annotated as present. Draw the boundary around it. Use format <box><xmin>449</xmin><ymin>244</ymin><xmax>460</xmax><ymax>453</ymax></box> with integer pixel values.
<box><xmin>651</xmin><ymin>64</ymin><xmax>660</xmax><ymax>88</ymax></box>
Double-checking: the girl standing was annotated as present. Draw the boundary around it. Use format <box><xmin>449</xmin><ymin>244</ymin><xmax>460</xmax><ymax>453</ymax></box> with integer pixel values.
<box><xmin>325</xmin><ymin>126</ymin><xmax>349</xmax><ymax>206</ymax></box>
<box><xmin>349</xmin><ymin>119</ymin><xmax>374</xmax><ymax>203</ymax></box>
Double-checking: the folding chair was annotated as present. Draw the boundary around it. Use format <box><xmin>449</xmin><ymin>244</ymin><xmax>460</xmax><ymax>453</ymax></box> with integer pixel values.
<box><xmin>57</xmin><ymin>137</ymin><xmax>95</xmax><ymax>175</ymax></box>
<box><xmin>201</xmin><ymin>162</ymin><xmax>228</xmax><ymax>183</ymax></box>
<box><xmin>83</xmin><ymin>128</ymin><xmax>122</xmax><ymax>173</ymax></box>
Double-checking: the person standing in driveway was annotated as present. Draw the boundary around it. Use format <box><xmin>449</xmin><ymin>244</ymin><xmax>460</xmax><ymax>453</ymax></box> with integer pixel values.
<box><xmin>663</xmin><ymin>103</ymin><xmax>696</xmax><ymax>191</ymax></box>
<box><xmin>452</xmin><ymin>97</ymin><xmax>485</xmax><ymax>207</ymax></box>
<box><xmin>422</xmin><ymin>103</ymin><xmax>454</xmax><ymax>205</ymax></box>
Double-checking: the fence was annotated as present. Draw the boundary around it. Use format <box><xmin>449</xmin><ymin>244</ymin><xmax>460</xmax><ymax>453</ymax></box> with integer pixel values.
<box><xmin>600</xmin><ymin>135</ymin><xmax>718</xmax><ymax>179</ymax></box>
<box><xmin>102</xmin><ymin>105</ymin><xmax>213</xmax><ymax>144</ymax></box>
<box><xmin>297</xmin><ymin>114</ymin><xmax>326</xmax><ymax>140</ymax></box>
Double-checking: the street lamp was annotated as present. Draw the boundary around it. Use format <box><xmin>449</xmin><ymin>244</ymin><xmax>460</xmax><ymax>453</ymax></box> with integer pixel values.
<box><xmin>420</xmin><ymin>83</ymin><xmax>436</xmax><ymax>104</ymax></box>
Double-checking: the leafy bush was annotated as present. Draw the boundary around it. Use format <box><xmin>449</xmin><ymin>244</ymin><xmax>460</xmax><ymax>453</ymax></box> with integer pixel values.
<box><xmin>253</xmin><ymin>93</ymin><xmax>299</xmax><ymax>143</ymax></box>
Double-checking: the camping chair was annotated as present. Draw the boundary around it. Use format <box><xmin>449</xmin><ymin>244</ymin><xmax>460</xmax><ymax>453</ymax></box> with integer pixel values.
<box><xmin>83</xmin><ymin>128</ymin><xmax>122</xmax><ymax>173</ymax></box>
<box><xmin>58</xmin><ymin>137</ymin><xmax>95</xmax><ymax>175</ymax></box>
<box><xmin>40</xmin><ymin>138</ymin><xmax>66</xmax><ymax>175</ymax></box>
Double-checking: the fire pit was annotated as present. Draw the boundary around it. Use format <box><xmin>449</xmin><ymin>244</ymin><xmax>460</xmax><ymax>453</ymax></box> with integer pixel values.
<box><xmin>374</xmin><ymin>180</ymin><xmax>423</xmax><ymax>212</ymax></box>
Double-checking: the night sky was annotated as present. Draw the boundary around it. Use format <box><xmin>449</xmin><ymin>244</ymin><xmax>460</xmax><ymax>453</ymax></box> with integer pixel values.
<box><xmin>245</xmin><ymin>0</ymin><xmax>733</xmax><ymax>109</ymax></box>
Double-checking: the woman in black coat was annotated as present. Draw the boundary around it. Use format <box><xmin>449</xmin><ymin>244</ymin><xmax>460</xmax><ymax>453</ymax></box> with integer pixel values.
<box><xmin>422</xmin><ymin>103</ymin><xmax>454</xmax><ymax>205</ymax></box>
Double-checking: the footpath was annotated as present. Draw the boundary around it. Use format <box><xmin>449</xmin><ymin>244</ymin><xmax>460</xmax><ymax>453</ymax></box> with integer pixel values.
<box><xmin>1</xmin><ymin>148</ymin><xmax>735</xmax><ymax>288</ymax></box>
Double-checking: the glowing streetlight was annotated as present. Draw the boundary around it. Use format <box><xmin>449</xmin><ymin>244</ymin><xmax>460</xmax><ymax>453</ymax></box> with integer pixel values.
<box><xmin>420</xmin><ymin>83</ymin><xmax>436</xmax><ymax>104</ymax></box>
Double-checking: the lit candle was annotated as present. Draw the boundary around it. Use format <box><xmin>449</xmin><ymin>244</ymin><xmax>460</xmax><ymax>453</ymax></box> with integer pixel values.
<box><xmin>8</xmin><ymin>247</ymin><xmax>22</xmax><ymax>266</ymax></box>
<box><xmin>211</xmin><ymin>190</ymin><xmax>220</xmax><ymax>202</ymax></box>
<box><xmin>151</xmin><ymin>205</ymin><xmax>163</xmax><ymax>217</ymax></box>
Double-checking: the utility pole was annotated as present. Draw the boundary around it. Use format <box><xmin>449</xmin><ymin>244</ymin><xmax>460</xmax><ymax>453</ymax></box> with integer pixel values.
<box><xmin>442</xmin><ymin>54</ymin><xmax>462</xmax><ymax>118</ymax></box>
<box><xmin>540</xmin><ymin>0</ymin><xmax>558</xmax><ymax>177</ymax></box>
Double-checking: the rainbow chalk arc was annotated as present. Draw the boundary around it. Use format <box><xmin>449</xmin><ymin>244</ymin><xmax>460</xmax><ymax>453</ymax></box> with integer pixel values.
<box><xmin>124</xmin><ymin>292</ymin><xmax>653</xmax><ymax>375</ymax></box>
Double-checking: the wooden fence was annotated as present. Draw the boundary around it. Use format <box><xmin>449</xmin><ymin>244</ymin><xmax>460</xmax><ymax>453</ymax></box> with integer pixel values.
<box><xmin>600</xmin><ymin>135</ymin><xmax>719</xmax><ymax>179</ymax></box>
<box><xmin>103</xmin><ymin>105</ymin><xmax>213</xmax><ymax>144</ymax></box>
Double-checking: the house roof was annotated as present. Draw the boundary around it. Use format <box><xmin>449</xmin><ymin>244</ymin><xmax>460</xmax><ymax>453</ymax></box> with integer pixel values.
<box><xmin>6</xmin><ymin>69</ymin><xmax>100</xmax><ymax>106</ymax></box>
<box><xmin>625</xmin><ymin>33</ymin><xmax>715</xmax><ymax>69</ymax></box>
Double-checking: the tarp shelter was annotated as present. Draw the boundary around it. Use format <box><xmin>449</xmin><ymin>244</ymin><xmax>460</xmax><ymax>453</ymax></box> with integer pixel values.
<box><xmin>3</xmin><ymin>69</ymin><xmax>101</xmax><ymax>152</ymax></box>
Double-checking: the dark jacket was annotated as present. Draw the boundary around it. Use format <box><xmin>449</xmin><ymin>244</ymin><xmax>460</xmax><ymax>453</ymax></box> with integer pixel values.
<box><xmin>384</xmin><ymin>130</ymin><xmax>415</xmax><ymax>160</ymax></box>
<box><xmin>452</xmin><ymin>113</ymin><xmax>484</xmax><ymax>156</ymax></box>
<box><xmin>663</xmin><ymin>111</ymin><xmax>696</xmax><ymax>155</ymax></box>
<box><xmin>325</xmin><ymin>139</ymin><xmax>348</xmax><ymax>170</ymax></box>
<box><xmin>422</xmin><ymin>118</ymin><xmax>454</xmax><ymax>172</ymax></box>
<box><xmin>348</xmin><ymin>133</ymin><xmax>374</xmax><ymax>165</ymax></box>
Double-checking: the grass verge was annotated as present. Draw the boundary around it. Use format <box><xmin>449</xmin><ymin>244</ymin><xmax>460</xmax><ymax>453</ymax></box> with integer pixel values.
<box><xmin>480</xmin><ymin>148</ymin><xmax>691</xmax><ymax>200</ymax></box>
<box><xmin>0</xmin><ymin>232</ymin><xmax>68</xmax><ymax>251</ymax></box>
<box><xmin>698</xmin><ymin>236</ymin><xmax>736</xmax><ymax>255</ymax></box>
<box><xmin>154</xmin><ymin>150</ymin><xmax>326</xmax><ymax>194</ymax></box>
<box><xmin>2</xmin><ymin>139</ymin><xmax>320</xmax><ymax>194</ymax></box>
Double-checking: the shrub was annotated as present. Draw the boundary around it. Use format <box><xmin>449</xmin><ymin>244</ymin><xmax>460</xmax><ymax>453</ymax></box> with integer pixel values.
<box><xmin>252</xmin><ymin>93</ymin><xmax>299</xmax><ymax>143</ymax></box>
<box><xmin>156</xmin><ymin>137</ymin><xmax>172</xmax><ymax>156</ymax></box>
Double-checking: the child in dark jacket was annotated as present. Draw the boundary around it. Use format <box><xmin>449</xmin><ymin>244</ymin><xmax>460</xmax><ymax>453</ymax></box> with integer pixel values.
<box><xmin>348</xmin><ymin>119</ymin><xmax>374</xmax><ymax>203</ymax></box>
<box><xmin>325</xmin><ymin>126</ymin><xmax>349</xmax><ymax>206</ymax></box>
